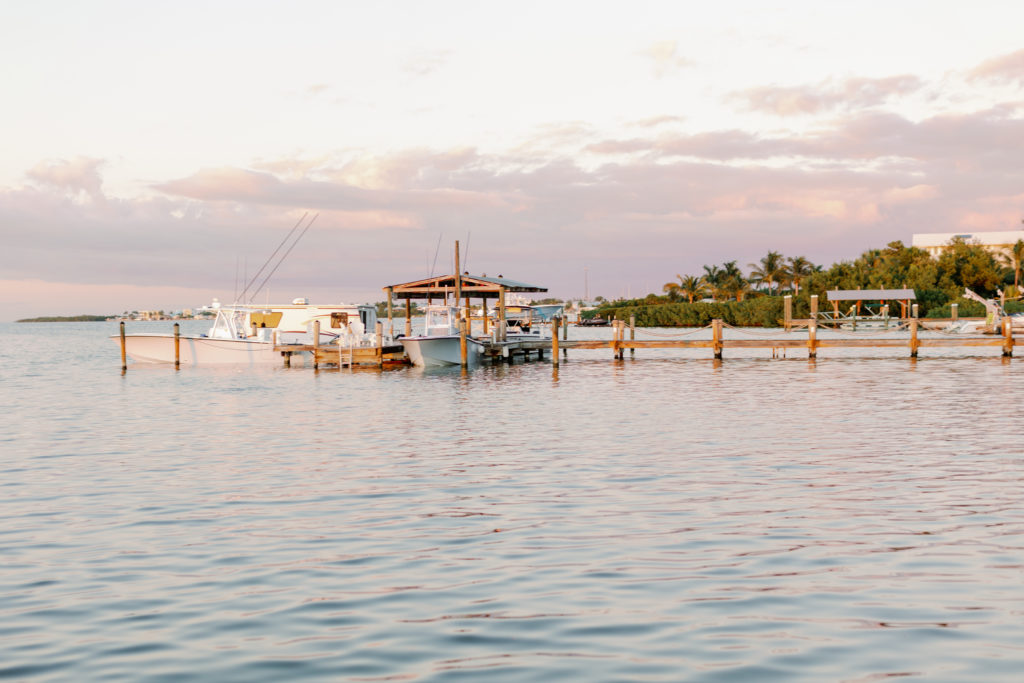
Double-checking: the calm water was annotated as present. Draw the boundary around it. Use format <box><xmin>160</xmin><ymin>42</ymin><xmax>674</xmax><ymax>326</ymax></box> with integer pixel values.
<box><xmin>2</xmin><ymin>321</ymin><xmax>1022</xmax><ymax>681</ymax></box>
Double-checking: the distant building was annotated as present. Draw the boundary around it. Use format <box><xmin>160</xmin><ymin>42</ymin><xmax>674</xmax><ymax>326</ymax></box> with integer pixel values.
<box><xmin>912</xmin><ymin>230</ymin><xmax>1024</xmax><ymax>259</ymax></box>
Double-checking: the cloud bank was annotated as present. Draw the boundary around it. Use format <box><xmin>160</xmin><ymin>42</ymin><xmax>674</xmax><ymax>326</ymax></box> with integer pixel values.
<box><xmin>4</xmin><ymin>48</ymin><xmax>1024</xmax><ymax>319</ymax></box>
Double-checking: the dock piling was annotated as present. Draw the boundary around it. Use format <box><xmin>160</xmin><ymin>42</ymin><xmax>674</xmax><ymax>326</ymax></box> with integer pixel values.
<box><xmin>174</xmin><ymin>323</ymin><xmax>180</xmax><ymax>369</ymax></box>
<box><xmin>712</xmin><ymin>319</ymin><xmax>723</xmax><ymax>359</ymax></box>
<box><xmin>807</xmin><ymin>319</ymin><xmax>817</xmax><ymax>359</ymax></box>
<box><xmin>552</xmin><ymin>316</ymin><xmax>560</xmax><ymax>366</ymax></box>
<box><xmin>120</xmin><ymin>321</ymin><xmax>127</xmax><ymax>372</ymax></box>
<box><xmin>376</xmin><ymin>321</ymin><xmax>384</xmax><ymax>368</ymax></box>
<box><xmin>313</xmin><ymin>320</ymin><xmax>320</xmax><ymax>369</ymax></box>
<box><xmin>629</xmin><ymin>315</ymin><xmax>635</xmax><ymax>357</ymax></box>
<box><xmin>1003</xmin><ymin>317</ymin><xmax>1014</xmax><ymax>357</ymax></box>
<box><xmin>459</xmin><ymin>316</ymin><xmax>468</xmax><ymax>367</ymax></box>
<box><xmin>910</xmin><ymin>318</ymin><xmax>919</xmax><ymax>358</ymax></box>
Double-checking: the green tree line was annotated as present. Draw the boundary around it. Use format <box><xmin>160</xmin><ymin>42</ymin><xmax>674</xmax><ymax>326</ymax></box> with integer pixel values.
<box><xmin>593</xmin><ymin>238</ymin><xmax>1024</xmax><ymax>327</ymax></box>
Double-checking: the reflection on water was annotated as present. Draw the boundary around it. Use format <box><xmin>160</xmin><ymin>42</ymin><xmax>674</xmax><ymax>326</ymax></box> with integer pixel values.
<box><xmin>1</xmin><ymin>321</ymin><xmax>1022</xmax><ymax>681</ymax></box>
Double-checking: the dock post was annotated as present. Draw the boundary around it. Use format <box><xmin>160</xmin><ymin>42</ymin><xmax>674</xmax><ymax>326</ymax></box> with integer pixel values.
<box><xmin>562</xmin><ymin>311</ymin><xmax>569</xmax><ymax>357</ymax></box>
<box><xmin>612</xmin><ymin>320</ymin><xmax>620</xmax><ymax>360</ymax></box>
<box><xmin>712</xmin><ymin>319</ymin><xmax>723</xmax><ymax>359</ymax></box>
<box><xmin>951</xmin><ymin>303</ymin><xmax>958</xmax><ymax>322</ymax></box>
<box><xmin>174</xmin><ymin>323</ymin><xmax>180</xmax><ymax>369</ymax></box>
<box><xmin>386</xmin><ymin>287</ymin><xmax>394</xmax><ymax>336</ymax></box>
<box><xmin>909</xmin><ymin>318</ymin><xmax>919</xmax><ymax>358</ymax></box>
<box><xmin>459</xmin><ymin>316</ymin><xmax>468</xmax><ymax>367</ymax></box>
<box><xmin>629</xmin><ymin>314</ymin><xmax>635</xmax><ymax>357</ymax></box>
<box><xmin>1003</xmin><ymin>317</ymin><xmax>1014</xmax><ymax>357</ymax></box>
<box><xmin>552</xmin><ymin>316</ymin><xmax>560</xmax><ymax>366</ymax></box>
<box><xmin>376</xmin><ymin>321</ymin><xmax>384</xmax><ymax>368</ymax></box>
<box><xmin>120</xmin><ymin>321</ymin><xmax>127</xmax><ymax>372</ymax></box>
<box><xmin>912</xmin><ymin>303</ymin><xmax>919</xmax><ymax>319</ymax></box>
<box><xmin>784</xmin><ymin>295</ymin><xmax>792</xmax><ymax>331</ymax></box>
<box><xmin>498</xmin><ymin>287</ymin><xmax>507</xmax><ymax>342</ymax></box>
<box><xmin>405</xmin><ymin>298</ymin><xmax>412</xmax><ymax>338</ymax></box>
<box><xmin>313</xmin><ymin>320</ymin><xmax>320</xmax><ymax>369</ymax></box>
<box><xmin>808</xmin><ymin>319</ymin><xmax>817</xmax><ymax>359</ymax></box>
<box><xmin>810</xmin><ymin>294</ymin><xmax>818</xmax><ymax>324</ymax></box>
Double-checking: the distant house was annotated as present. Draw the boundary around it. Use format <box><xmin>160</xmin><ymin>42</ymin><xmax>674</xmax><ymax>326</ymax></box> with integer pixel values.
<box><xmin>912</xmin><ymin>231</ymin><xmax>1024</xmax><ymax>259</ymax></box>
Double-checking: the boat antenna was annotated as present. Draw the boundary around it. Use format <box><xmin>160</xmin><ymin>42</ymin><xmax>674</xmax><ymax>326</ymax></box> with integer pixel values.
<box><xmin>238</xmin><ymin>212</ymin><xmax>309</xmax><ymax>302</ymax></box>
<box><xmin>429</xmin><ymin>232</ymin><xmax>443</xmax><ymax>277</ymax></box>
<box><xmin>248</xmin><ymin>213</ymin><xmax>319</xmax><ymax>302</ymax></box>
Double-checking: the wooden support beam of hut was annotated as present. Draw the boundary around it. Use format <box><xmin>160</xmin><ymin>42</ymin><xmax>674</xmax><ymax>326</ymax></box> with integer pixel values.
<box><xmin>386</xmin><ymin>287</ymin><xmax>394</xmax><ymax>336</ymax></box>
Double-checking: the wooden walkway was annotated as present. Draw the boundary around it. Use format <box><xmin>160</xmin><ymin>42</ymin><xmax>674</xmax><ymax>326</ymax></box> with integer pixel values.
<box><xmin>548</xmin><ymin>317</ymin><xmax>1017</xmax><ymax>363</ymax></box>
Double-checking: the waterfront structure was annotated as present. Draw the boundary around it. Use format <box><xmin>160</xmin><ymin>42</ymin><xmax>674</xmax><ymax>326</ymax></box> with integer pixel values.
<box><xmin>912</xmin><ymin>230</ymin><xmax>1024</xmax><ymax>258</ymax></box>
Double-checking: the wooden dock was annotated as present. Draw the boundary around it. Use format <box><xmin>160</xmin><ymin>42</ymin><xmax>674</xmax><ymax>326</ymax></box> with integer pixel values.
<box><xmin>552</xmin><ymin>316</ymin><xmax>1016</xmax><ymax>363</ymax></box>
<box><xmin>275</xmin><ymin>319</ymin><xmax>408</xmax><ymax>368</ymax></box>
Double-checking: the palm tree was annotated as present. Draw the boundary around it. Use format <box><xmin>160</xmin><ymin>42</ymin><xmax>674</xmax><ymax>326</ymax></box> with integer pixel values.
<box><xmin>702</xmin><ymin>264</ymin><xmax>724</xmax><ymax>300</ymax></box>
<box><xmin>787</xmin><ymin>256</ymin><xmax>815</xmax><ymax>294</ymax></box>
<box><xmin>721</xmin><ymin>261</ymin><xmax>749</xmax><ymax>301</ymax></box>
<box><xmin>679</xmin><ymin>275</ymin><xmax>708</xmax><ymax>303</ymax></box>
<box><xmin>998</xmin><ymin>239</ymin><xmax>1024</xmax><ymax>289</ymax></box>
<box><xmin>748</xmin><ymin>251</ymin><xmax>786</xmax><ymax>295</ymax></box>
<box><xmin>662</xmin><ymin>280</ymin><xmax>682</xmax><ymax>301</ymax></box>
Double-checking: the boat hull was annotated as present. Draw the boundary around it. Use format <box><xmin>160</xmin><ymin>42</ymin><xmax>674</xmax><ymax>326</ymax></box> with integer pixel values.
<box><xmin>402</xmin><ymin>335</ymin><xmax>484</xmax><ymax>367</ymax></box>
<box><xmin>112</xmin><ymin>333</ymin><xmax>293</xmax><ymax>365</ymax></box>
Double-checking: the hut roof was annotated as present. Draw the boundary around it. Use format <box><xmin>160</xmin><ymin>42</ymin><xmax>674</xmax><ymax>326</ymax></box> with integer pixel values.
<box><xmin>385</xmin><ymin>274</ymin><xmax>547</xmax><ymax>300</ymax></box>
<box><xmin>826</xmin><ymin>288</ymin><xmax>916</xmax><ymax>301</ymax></box>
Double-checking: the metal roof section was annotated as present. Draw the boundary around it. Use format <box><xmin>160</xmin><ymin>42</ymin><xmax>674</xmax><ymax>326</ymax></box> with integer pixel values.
<box><xmin>386</xmin><ymin>274</ymin><xmax>547</xmax><ymax>300</ymax></box>
<box><xmin>826</xmin><ymin>288</ymin><xmax>916</xmax><ymax>301</ymax></box>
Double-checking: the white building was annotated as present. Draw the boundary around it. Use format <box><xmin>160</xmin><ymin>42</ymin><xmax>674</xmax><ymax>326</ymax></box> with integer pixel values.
<box><xmin>912</xmin><ymin>230</ymin><xmax>1024</xmax><ymax>258</ymax></box>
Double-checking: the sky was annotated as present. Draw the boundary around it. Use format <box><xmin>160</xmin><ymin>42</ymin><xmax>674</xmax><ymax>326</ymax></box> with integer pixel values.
<box><xmin>2</xmin><ymin>0</ymin><xmax>1024</xmax><ymax>320</ymax></box>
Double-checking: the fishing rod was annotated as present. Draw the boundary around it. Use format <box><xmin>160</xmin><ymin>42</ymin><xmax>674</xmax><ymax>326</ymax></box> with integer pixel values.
<box><xmin>429</xmin><ymin>232</ymin><xmax>443</xmax><ymax>277</ymax></box>
<box><xmin>248</xmin><ymin>213</ymin><xmax>319</xmax><ymax>303</ymax></box>
<box><xmin>238</xmin><ymin>212</ymin><xmax>308</xmax><ymax>303</ymax></box>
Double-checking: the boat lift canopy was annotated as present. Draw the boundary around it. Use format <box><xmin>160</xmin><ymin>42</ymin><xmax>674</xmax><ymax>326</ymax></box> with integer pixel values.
<box><xmin>824</xmin><ymin>288</ymin><xmax>916</xmax><ymax>321</ymax></box>
<box><xmin>826</xmin><ymin>288</ymin><xmax>916</xmax><ymax>301</ymax></box>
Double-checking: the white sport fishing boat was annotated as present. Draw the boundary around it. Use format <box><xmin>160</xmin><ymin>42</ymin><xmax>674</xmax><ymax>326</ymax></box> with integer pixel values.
<box><xmin>114</xmin><ymin>298</ymin><xmax>381</xmax><ymax>365</ymax></box>
<box><xmin>402</xmin><ymin>304</ymin><xmax>552</xmax><ymax>368</ymax></box>
<box><xmin>402</xmin><ymin>305</ymin><xmax>486</xmax><ymax>368</ymax></box>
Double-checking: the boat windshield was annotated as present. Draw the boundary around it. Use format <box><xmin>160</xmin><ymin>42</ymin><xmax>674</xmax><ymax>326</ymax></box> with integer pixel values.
<box><xmin>208</xmin><ymin>308</ymin><xmax>253</xmax><ymax>339</ymax></box>
<box><xmin>424</xmin><ymin>307</ymin><xmax>457</xmax><ymax>335</ymax></box>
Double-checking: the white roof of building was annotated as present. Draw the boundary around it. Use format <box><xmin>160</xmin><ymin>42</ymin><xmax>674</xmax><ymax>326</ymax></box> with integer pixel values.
<box><xmin>912</xmin><ymin>231</ymin><xmax>1024</xmax><ymax>248</ymax></box>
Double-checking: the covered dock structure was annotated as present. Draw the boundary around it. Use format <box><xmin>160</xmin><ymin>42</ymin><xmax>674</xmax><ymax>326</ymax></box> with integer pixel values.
<box><xmin>383</xmin><ymin>272</ymin><xmax>548</xmax><ymax>340</ymax></box>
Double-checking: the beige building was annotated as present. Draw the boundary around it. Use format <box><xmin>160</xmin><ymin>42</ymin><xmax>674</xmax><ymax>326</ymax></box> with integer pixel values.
<box><xmin>912</xmin><ymin>231</ymin><xmax>1024</xmax><ymax>259</ymax></box>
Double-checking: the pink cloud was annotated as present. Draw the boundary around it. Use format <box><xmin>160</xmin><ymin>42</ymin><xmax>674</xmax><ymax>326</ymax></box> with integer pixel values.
<box><xmin>733</xmin><ymin>75</ymin><xmax>924</xmax><ymax>116</ymax></box>
<box><xmin>969</xmin><ymin>49</ymin><xmax>1024</xmax><ymax>84</ymax></box>
<box><xmin>26</xmin><ymin>156</ymin><xmax>106</xmax><ymax>199</ymax></box>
